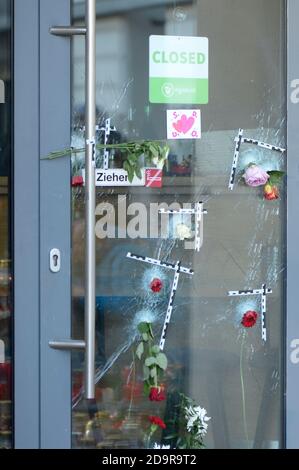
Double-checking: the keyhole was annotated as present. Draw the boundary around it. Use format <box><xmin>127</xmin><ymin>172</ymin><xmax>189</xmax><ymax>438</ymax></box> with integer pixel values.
<box><xmin>53</xmin><ymin>254</ymin><xmax>58</xmax><ymax>267</ymax></box>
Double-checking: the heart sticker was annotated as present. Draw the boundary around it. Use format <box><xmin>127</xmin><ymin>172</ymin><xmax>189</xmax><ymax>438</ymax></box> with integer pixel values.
<box><xmin>167</xmin><ymin>110</ymin><xmax>201</xmax><ymax>140</ymax></box>
<box><xmin>173</xmin><ymin>114</ymin><xmax>195</xmax><ymax>134</ymax></box>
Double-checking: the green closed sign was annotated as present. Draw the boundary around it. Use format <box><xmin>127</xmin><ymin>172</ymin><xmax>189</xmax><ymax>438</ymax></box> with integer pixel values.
<box><xmin>149</xmin><ymin>35</ymin><xmax>209</xmax><ymax>104</ymax></box>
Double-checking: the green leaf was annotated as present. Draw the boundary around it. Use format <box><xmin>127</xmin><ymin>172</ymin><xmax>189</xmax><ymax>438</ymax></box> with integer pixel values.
<box><xmin>145</xmin><ymin>357</ymin><xmax>157</xmax><ymax>367</ymax></box>
<box><xmin>143</xmin><ymin>381</ymin><xmax>151</xmax><ymax>395</ymax></box>
<box><xmin>136</xmin><ymin>342</ymin><xmax>144</xmax><ymax>360</ymax></box>
<box><xmin>148</xmin><ymin>323</ymin><xmax>154</xmax><ymax>340</ymax></box>
<box><xmin>162</xmin><ymin>145</ymin><xmax>170</xmax><ymax>160</ymax></box>
<box><xmin>138</xmin><ymin>322</ymin><xmax>148</xmax><ymax>334</ymax></box>
<box><xmin>123</xmin><ymin>161</ymin><xmax>131</xmax><ymax>172</ymax></box>
<box><xmin>268</xmin><ymin>170</ymin><xmax>285</xmax><ymax>177</ymax></box>
<box><xmin>268</xmin><ymin>170</ymin><xmax>285</xmax><ymax>185</ymax></box>
<box><xmin>123</xmin><ymin>159</ymin><xmax>135</xmax><ymax>182</ymax></box>
<box><xmin>142</xmin><ymin>332</ymin><xmax>149</xmax><ymax>341</ymax></box>
<box><xmin>127</xmin><ymin>153</ymin><xmax>137</xmax><ymax>165</ymax></box>
<box><xmin>150</xmin><ymin>366</ymin><xmax>157</xmax><ymax>379</ymax></box>
<box><xmin>149</xmin><ymin>145</ymin><xmax>159</xmax><ymax>159</ymax></box>
<box><xmin>127</xmin><ymin>166</ymin><xmax>135</xmax><ymax>183</ymax></box>
<box><xmin>150</xmin><ymin>424</ymin><xmax>158</xmax><ymax>434</ymax></box>
<box><xmin>135</xmin><ymin>164</ymin><xmax>142</xmax><ymax>180</ymax></box>
<box><xmin>151</xmin><ymin>345</ymin><xmax>160</xmax><ymax>354</ymax></box>
<box><xmin>156</xmin><ymin>353</ymin><xmax>168</xmax><ymax>370</ymax></box>
<box><xmin>143</xmin><ymin>365</ymin><xmax>150</xmax><ymax>381</ymax></box>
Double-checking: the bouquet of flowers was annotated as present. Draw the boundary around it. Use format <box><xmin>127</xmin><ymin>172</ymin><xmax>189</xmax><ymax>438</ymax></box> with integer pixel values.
<box><xmin>166</xmin><ymin>393</ymin><xmax>210</xmax><ymax>449</ymax></box>
<box><xmin>243</xmin><ymin>163</ymin><xmax>284</xmax><ymax>200</ymax></box>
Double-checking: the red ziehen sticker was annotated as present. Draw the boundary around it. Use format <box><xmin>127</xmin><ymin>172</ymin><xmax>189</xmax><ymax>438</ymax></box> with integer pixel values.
<box><xmin>145</xmin><ymin>168</ymin><xmax>163</xmax><ymax>188</ymax></box>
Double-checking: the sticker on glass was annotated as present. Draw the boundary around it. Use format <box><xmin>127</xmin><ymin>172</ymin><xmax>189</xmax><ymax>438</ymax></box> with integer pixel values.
<box><xmin>167</xmin><ymin>109</ymin><xmax>201</xmax><ymax>139</ymax></box>
<box><xmin>149</xmin><ymin>35</ymin><xmax>209</xmax><ymax>104</ymax></box>
<box><xmin>145</xmin><ymin>168</ymin><xmax>163</xmax><ymax>188</ymax></box>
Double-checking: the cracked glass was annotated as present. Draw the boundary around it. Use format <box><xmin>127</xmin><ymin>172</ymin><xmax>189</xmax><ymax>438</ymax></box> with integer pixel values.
<box><xmin>71</xmin><ymin>0</ymin><xmax>286</xmax><ymax>449</ymax></box>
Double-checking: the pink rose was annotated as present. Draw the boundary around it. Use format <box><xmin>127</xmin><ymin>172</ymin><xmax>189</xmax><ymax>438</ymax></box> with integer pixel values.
<box><xmin>243</xmin><ymin>165</ymin><xmax>269</xmax><ymax>187</ymax></box>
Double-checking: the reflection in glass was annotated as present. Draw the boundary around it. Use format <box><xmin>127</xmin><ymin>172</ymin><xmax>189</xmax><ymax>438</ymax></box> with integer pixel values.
<box><xmin>71</xmin><ymin>0</ymin><xmax>285</xmax><ymax>449</ymax></box>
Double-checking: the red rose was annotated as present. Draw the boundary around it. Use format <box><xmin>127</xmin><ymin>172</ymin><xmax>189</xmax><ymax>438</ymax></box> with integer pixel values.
<box><xmin>149</xmin><ymin>387</ymin><xmax>166</xmax><ymax>402</ymax></box>
<box><xmin>264</xmin><ymin>183</ymin><xmax>279</xmax><ymax>200</ymax></box>
<box><xmin>150</xmin><ymin>278</ymin><xmax>163</xmax><ymax>293</ymax></box>
<box><xmin>149</xmin><ymin>415</ymin><xmax>166</xmax><ymax>429</ymax></box>
<box><xmin>72</xmin><ymin>175</ymin><xmax>84</xmax><ymax>187</ymax></box>
<box><xmin>241</xmin><ymin>311</ymin><xmax>258</xmax><ymax>328</ymax></box>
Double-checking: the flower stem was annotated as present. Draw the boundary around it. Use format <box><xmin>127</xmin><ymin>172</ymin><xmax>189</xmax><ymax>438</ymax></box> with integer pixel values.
<box><xmin>240</xmin><ymin>332</ymin><xmax>250</xmax><ymax>449</ymax></box>
<box><xmin>42</xmin><ymin>140</ymin><xmax>167</xmax><ymax>161</ymax></box>
<box><xmin>146</xmin><ymin>430</ymin><xmax>153</xmax><ymax>449</ymax></box>
<box><xmin>127</xmin><ymin>350</ymin><xmax>136</xmax><ymax>421</ymax></box>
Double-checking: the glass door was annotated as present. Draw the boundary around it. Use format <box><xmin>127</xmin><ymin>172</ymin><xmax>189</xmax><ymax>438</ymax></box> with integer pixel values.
<box><xmin>70</xmin><ymin>0</ymin><xmax>286</xmax><ymax>449</ymax></box>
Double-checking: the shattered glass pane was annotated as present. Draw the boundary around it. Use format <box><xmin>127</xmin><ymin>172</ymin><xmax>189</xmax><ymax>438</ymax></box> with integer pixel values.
<box><xmin>71</xmin><ymin>0</ymin><xmax>285</xmax><ymax>449</ymax></box>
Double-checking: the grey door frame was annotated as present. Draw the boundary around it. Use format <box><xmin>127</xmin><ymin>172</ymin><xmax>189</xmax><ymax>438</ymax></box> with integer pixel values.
<box><xmin>13</xmin><ymin>0</ymin><xmax>299</xmax><ymax>449</ymax></box>
<box><xmin>14</xmin><ymin>0</ymin><xmax>71</xmax><ymax>449</ymax></box>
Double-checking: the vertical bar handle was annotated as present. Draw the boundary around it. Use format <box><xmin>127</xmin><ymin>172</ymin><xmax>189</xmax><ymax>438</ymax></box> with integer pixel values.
<box><xmin>84</xmin><ymin>0</ymin><xmax>96</xmax><ymax>400</ymax></box>
<box><xmin>48</xmin><ymin>0</ymin><xmax>97</xmax><ymax>401</ymax></box>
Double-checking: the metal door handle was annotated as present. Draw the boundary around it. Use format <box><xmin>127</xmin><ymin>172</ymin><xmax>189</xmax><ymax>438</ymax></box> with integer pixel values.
<box><xmin>49</xmin><ymin>0</ymin><xmax>96</xmax><ymax>400</ymax></box>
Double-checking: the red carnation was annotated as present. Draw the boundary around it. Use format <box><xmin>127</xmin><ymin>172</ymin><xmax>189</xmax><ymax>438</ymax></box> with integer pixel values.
<box><xmin>149</xmin><ymin>387</ymin><xmax>166</xmax><ymax>402</ymax></box>
<box><xmin>264</xmin><ymin>183</ymin><xmax>279</xmax><ymax>201</ymax></box>
<box><xmin>149</xmin><ymin>415</ymin><xmax>166</xmax><ymax>429</ymax></box>
<box><xmin>150</xmin><ymin>278</ymin><xmax>163</xmax><ymax>293</ymax></box>
<box><xmin>241</xmin><ymin>311</ymin><xmax>258</xmax><ymax>328</ymax></box>
<box><xmin>72</xmin><ymin>175</ymin><xmax>84</xmax><ymax>187</ymax></box>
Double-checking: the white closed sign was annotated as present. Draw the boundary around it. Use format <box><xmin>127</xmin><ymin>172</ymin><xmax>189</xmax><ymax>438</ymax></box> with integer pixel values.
<box><xmin>82</xmin><ymin>169</ymin><xmax>145</xmax><ymax>187</ymax></box>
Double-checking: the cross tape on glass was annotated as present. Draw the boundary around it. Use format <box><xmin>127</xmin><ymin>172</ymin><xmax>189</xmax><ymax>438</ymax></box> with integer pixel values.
<box><xmin>228</xmin><ymin>284</ymin><xmax>272</xmax><ymax>341</ymax></box>
<box><xmin>86</xmin><ymin>137</ymin><xmax>96</xmax><ymax>163</ymax></box>
<box><xmin>159</xmin><ymin>261</ymin><xmax>181</xmax><ymax>351</ymax></box>
<box><xmin>126</xmin><ymin>252</ymin><xmax>194</xmax><ymax>274</ymax></box>
<box><xmin>228</xmin><ymin>128</ymin><xmax>244</xmax><ymax>190</ymax></box>
<box><xmin>126</xmin><ymin>252</ymin><xmax>194</xmax><ymax>350</ymax></box>
<box><xmin>103</xmin><ymin>150</ymin><xmax>110</xmax><ymax>170</ymax></box>
<box><xmin>99</xmin><ymin>118</ymin><xmax>117</xmax><ymax>170</ymax></box>
<box><xmin>159</xmin><ymin>202</ymin><xmax>208</xmax><ymax>252</ymax></box>
<box><xmin>242</xmin><ymin>138</ymin><xmax>286</xmax><ymax>154</ymax></box>
<box><xmin>228</xmin><ymin>128</ymin><xmax>286</xmax><ymax>190</ymax></box>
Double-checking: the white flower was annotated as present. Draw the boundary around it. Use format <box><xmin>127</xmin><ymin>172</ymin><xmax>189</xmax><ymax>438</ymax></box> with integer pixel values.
<box><xmin>175</xmin><ymin>223</ymin><xmax>192</xmax><ymax>240</ymax></box>
<box><xmin>185</xmin><ymin>405</ymin><xmax>211</xmax><ymax>438</ymax></box>
<box><xmin>153</xmin><ymin>443</ymin><xmax>171</xmax><ymax>449</ymax></box>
